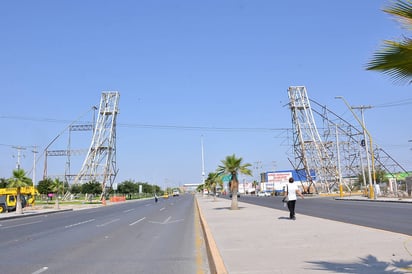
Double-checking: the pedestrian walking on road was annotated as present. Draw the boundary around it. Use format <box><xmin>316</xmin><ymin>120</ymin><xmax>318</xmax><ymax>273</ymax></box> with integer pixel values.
<box><xmin>284</xmin><ymin>177</ymin><xmax>304</xmax><ymax>220</ymax></box>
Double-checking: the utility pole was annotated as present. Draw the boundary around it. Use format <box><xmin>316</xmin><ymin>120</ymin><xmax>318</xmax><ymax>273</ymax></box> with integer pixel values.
<box><xmin>12</xmin><ymin>146</ymin><xmax>26</xmax><ymax>170</ymax></box>
<box><xmin>336</xmin><ymin>125</ymin><xmax>343</xmax><ymax>197</ymax></box>
<box><xmin>351</xmin><ymin>105</ymin><xmax>374</xmax><ymax>198</ymax></box>
<box><xmin>254</xmin><ymin>161</ymin><xmax>262</xmax><ymax>192</ymax></box>
<box><xmin>335</xmin><ymin>96</ymin><xmax>376</xmax><ymax>199</ymax></box>
<box><xmin>32</xmin><ymin>146</ymin><xmax>38</xmax><ymax>186</ymax></box>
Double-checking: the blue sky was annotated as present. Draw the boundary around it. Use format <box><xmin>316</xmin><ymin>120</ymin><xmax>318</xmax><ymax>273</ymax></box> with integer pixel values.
<box><xmin>0</xmin><ymin>0</ymin><xmax>411</xmax><ymax>188</ymax></box>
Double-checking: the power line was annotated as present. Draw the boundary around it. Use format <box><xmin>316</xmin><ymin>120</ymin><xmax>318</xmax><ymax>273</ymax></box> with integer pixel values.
<box><xmin>374</xmin><ymin>98</ymin><xmax>412</xmax><ymax>108</ymax></box>
<box><xmin>119</xmin><ymin>123</ymin><xmax>289</xmax><ymax>132</ymax></box>
<box><xmin>0</xmin><ymin>115</ymin><xmax>290</xmax><ymax>132</ymax></box>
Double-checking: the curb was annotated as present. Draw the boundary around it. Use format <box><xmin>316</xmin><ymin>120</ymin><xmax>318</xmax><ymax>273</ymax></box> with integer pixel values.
<box><xmin>0</xmin><ymin>208</ymin><xmax>73</xmax><ymax>220</ymax></box>
<box><xmin>334</xmin><ymin>198</ymin><xmax>412</xmax><ymax>203</ymax></box>
<box><xmin>195</xmin><ymin>197</ymin><xmax>228</xmax><ymax>274</ymax></box>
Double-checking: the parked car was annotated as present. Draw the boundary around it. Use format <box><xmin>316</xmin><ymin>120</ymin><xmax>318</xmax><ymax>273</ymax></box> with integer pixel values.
<box><xmin>257</xmin><ymin>191</ymin><xmax>271</xmax><ymax>197</ymax></box>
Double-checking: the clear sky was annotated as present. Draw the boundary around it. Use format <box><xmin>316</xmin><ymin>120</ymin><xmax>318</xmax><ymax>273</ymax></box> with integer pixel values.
<box><xmin>1</xmin><ymin>0</ymin><xmax>411</xmax><ymax>188</ymax></box>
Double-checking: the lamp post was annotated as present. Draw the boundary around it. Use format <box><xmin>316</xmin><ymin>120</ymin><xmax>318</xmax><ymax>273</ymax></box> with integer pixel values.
<box><xmin>201</xmin><ymin>135</ymin><xmax>205</xmax><ymax>185</ymax></box>
<box><xmin>335</xmin><ymin>96</ymin><xmax>376</xmax><ymax>199</ymax></box>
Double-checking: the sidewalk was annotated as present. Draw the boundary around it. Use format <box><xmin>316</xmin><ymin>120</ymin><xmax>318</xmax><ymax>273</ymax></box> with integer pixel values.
<box><xmin>196</xmin><ymin>195</ymin><xmax>412</xmax><ymax>274</ymax></box>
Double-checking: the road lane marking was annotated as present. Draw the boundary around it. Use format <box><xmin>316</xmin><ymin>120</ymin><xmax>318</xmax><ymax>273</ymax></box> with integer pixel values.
<box><xmin>96</xmin><ymin>218</ymin><xmax>120</xmax><ymax>227</ymax></box>
<box><xmin>129</xmin><ymin>217</ymin><xmax>146</xmax><ymax>226</ymax></box>
<box><xmin>123</xmin><ymin>209</ymin><xmax>134</xmax><ymax>213</ymax></box>
<box><xmin>32</xmin><ymin>266</ymin><xmax>48</xmax><ymax>274</ymax></box>
<box><xmin>65</xmin><ymin>219</ymin><xmax>95</xmax><ymax>228</ymax></box>
<box><xmin>160</xmin><ymin>207</ymin><xmax>165</xmax><ymax>211</ymax></box>
<box><xmin>1</xmin><ymin>220</ymin><xmax>42</xmax><ymax>229</ymax></box>
<box><xmin>148</xmin><ymin>216</ymin><xmax>184</xmax><ymax>225</ymax></box>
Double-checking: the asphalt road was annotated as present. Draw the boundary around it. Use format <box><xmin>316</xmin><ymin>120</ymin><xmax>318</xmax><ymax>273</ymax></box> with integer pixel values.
<box><xmin>0</xmin><ymin>194</ymin><xmax>210</xmax><ymax>274</ymax></box>
<box><xmin>224</xmin><ymin>195</ymin><xmax>412</xmax><ymax>236</ymax></box>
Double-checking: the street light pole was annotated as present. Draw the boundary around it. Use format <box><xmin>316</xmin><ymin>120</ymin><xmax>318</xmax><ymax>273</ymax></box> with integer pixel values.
<box><xmin>335</xmin><ymin>96</ymin><xmax>376</xmax><ymax>199</ymax></box>
<box><xmin>201</xmin><ymin>135</ymin><xmax>205</xmax><ymax>185</ymax></box>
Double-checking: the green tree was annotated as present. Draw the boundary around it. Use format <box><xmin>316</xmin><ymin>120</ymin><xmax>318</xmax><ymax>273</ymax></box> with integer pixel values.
<box><xmin>8</xmin><ymin>169</ymin><xmax>32</xmax><ymax>214</ymax></box>
<box><xmin>216</xmin><ymin>154</ymin><xmax>252</xmax><ymax>210</ymax></box>
<box><xmin>118</xmin><ymin>180</ymin><xmax>138</xmax><ymax>195</ymax></box>
<box><xmin>205</xmin><ymin>172</ymin><xmax>222</xmax><ymax>201</ymax></box>
<box><xmin>196</xmin><ymin>184</ymin><xmax>204</xmax><ymax>193</ymax></box>
<box><xmin>366</xmin><ymin>0</ymin><xmax>412</xmax><ymax>84</ymax></box>
<box><xmin>375</xmin><ymin>167</ymin><xmax>388</xmax><ymax>184</ymax></box>
<box><xmin>139</xmin><ymin>182</ymin><xmax>161</xmax><ymax>194</ymax></box>
<box><xmin>81</xmin><ymin>181</ymin><xmax>102</xmax><ymax>195</ymax></box>
<box><xmin>0</xmin><ymin>178</ymin><xmax>8</xmax><ymax>188</ymax></box>
<box><xmin>37</xmin><ymin>178</ymin><xmax>53</xmax><ymax>195</ymax></box>
<box><xmin>70</xmin><ymin>183</ymin><xmax>82</xmax><ymax>194</ymax></box>
<box><xmin>50</xmin><ymin>178</ymin><xmax>64</xmax><ymax>209</ymax></box>
<box><xmin>252</xmin><ymin>180</ymin><xmax>259</xmax><ymax>194</ymax></box>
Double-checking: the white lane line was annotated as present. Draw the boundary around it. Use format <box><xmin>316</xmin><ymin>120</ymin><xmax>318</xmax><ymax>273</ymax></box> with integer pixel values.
<box><xmin>148</xmin><ymin>216</ymin><xmax>183</xmax><ymax>225</ymax></box>
<box><xmin>1</xmin><ymin>220</ymin><xmax>42</xmax><ymax>229</ymax></box>
<box><xmin>160</xmin><ymin>207</ymin><xmax>165</xmax><ymax>211</ymax></box>
<box><xmin>129</xmin><ymin>217</ymin><xmax>146</xmax><ymax>226</ymax></box>
<box><xmin>163</xmin><ymin>216</ymin><xmax>172</xmax><ymax>224</ymax></box>
<box><xmin>96</xmin><ymin>218</ymin><xmax>120</xmax><ymax>227</ymax></box>
<box><xmin>32</xmin><ymin>266</ymin><xmax>48</xmax><ymax>274</ymax></box>
<box><xmin>123</xmin><ymin>209</ymin><xmax>135</xmax><ymax>213</ymax></box>
<box><xmin>65</xmin><ymin>219</ymin><xmax>95</xmax><ymax>228</ymax></box>
<box><xmin>167</xmin><ymin>219</ymin><xmax>184</xmax><ymax>224</ymax></box>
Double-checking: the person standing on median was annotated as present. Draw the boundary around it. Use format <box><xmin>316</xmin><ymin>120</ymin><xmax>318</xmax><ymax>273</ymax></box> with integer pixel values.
<box><xmin>284</xmin><ymin>177</ymin><xmax>304</xmax><ymax>220</ymax></box>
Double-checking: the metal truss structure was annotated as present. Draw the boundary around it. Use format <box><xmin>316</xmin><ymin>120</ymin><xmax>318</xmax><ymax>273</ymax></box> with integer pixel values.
<box><xmin>73</xmin><ymin>92</ymin><xmax>120</xmax><ymax>197</ymax></box>
<box><xmin>288</xmin><ymin>86</ymin><xmax>407</xmax><ymax>193</ymax></box>
<box><xmin>43</xmin><ymin>123</ymin><xmax>93</xmax><ymax>182</ymax></box>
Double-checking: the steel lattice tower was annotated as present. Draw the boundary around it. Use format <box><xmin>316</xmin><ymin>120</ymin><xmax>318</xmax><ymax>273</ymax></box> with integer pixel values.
<box><xmin>287</xmin><ymin>86</ymin><xmax>408</xmax><ymax>195</ymax></box>
<box><xmin>288</xmin><ymin>86</ymin><xmax>338</xmax><ymax>193</ymax></box>
<box><xmin>73</xmin><ymin>92</ymin><xmax>120</xmax><ymax>196</ymax></box>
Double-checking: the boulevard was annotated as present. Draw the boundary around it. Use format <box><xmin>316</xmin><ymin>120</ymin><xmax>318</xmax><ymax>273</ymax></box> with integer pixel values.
<box><xmin>225</xmin><ymin>194</ymin><xmax>412</xmax><ymax>236</ymax></box>
<box><xmin>0</xmin><ymin>194</ymin><xmax>209</xmax><ymax>274</ymax></box>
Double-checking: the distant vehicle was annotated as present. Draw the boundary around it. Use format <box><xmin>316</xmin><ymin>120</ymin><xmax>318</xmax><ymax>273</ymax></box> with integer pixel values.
<box><xmin>274</xmin><ymin>189</ymin><xmax>285</xmax><ymax>196</ymax></box>
<box><xmin>163</xmin><ymin>193</ymin><xmax>169</xmax><ymax>199</ymax></box>
<box><xmin>257</xmin><ymin>191</ymin><xmax>271</xmax><ymax>197</ymax></box>
<box><xmin>172</xmin><ymin>190</ymin><xmax>179</xmax><ymax>197</ymax></box>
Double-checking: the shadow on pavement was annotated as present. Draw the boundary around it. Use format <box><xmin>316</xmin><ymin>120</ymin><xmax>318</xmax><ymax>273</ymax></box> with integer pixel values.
<box><xmin>278</xmin><ymin>216</ymin><xmax>292</xmax><ymax>220</ymax></box>
<box><xmin>306</xmin><ymin>255</ymin><xmax>412</xmax><ymax>273</ymax></box>
<box><xmin>212</xmin><ymin>206</ymin><xmax>246</xmax><ymax>210</ymax></box>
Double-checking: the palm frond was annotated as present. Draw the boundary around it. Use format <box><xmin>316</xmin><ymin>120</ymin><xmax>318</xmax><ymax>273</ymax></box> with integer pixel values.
<box><xmin>384</xmin><ymin>0</ymin><xmax>412</xmax><ymax>30</ymax></box>
<box><xmin>366</xmin><ymin>38</ymin><xmax>412</xmax><ymax>84</ymax></box>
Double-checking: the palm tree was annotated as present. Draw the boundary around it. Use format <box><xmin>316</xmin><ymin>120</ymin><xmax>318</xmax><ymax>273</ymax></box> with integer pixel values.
<box><xmin>366</xmin><ymin>0</ymin><xmax>412</xmax><ymax>84</ymax></box>
<box><xmin>50</xmin><ymin>178</ymin><xmax>64</xmax><ymax>209</ymax></box>
<box><xmin>216</xmin><ymin>154</ymin><xmax>252</xmax><ymax>210</ymax></box>
<box><xmin>8</xmin><ymin>169</ymin><xmax>32</xmax><ymax>214</ymax></box>
<box><xmin>205</xmin><ymin>172</ymin><xmax>222</xmax><ymax>201</ymax></box>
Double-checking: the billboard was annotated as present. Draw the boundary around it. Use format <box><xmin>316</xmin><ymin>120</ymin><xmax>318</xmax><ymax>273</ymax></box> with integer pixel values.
<box><xmin>266</xmin><ymin>171</ymin><xmax>292</xmax><ymax>191</ymax></box>
<box><xmin>262</xmin><ymin>169</ymin><xmax>316</xmax><ymax>192</ymax></box>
